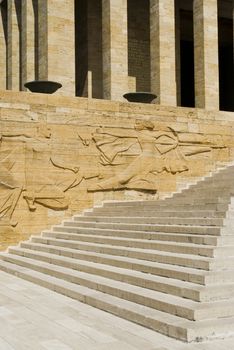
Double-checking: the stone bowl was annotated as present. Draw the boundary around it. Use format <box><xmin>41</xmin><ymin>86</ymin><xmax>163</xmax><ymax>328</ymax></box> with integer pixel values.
<box><xmin>24</xmin><ymin>80</ymin><xmax>62</xmax><ymax>94</ymax></box>
<box><xmin>123</xmin><ymin>92</ymin><xmax>157</xmax><ymax>104</ymax></box>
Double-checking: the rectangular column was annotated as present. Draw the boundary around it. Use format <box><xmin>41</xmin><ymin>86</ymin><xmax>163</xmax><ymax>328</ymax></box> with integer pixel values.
<box><xmin>47</xmin><ymin>0</ymin><xmax>75</xmax><ymax>95</ymax></box>
<box><xmin>102</xmin><ymin>0</ymin><xmax>128</xmax><ymax>101</ymax></box>
<box><xmin>7</xmin><ymin>0</ymin><xmax>20</xmax><ymax>90</ymax></box>
<box><xmin>175</xmin><ymin>3</ymin><xmax>181</xmax><ymax>106</ymax></box>
<box><xmin>150</xmin><ymin>0</ymin><xmax>177</xmax><ymax>106</ymax></box>
<box><xmin>35</xmin><ymin>0</ymin><xmax>75</xmax><ymax>95</ymax></box>
<box><xmin>21</xmin><ymin>0</ymin><xmax>35</xmax><ymax>89</ymax></box>
<box><xmin>193</xmin><ymin>0</ymin><xmax>219</xmax><ymax>110</ymax></box>
<box><xmin>0</xmin><ymin>2</ymin><xmax>7</xmax><ymax>90</ymax></box>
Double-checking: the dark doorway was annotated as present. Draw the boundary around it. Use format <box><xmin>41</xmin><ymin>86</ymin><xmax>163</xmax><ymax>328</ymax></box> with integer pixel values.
<box><xmin>218</xmin><ymin>17</ymin><xmax>234</xmax><ymax>112</ymax></box>
<box><xmin>180</xmin><ymin>40</ymin><xmax>195</xmax><ymax>107</ymax></box>
<box><xmin>75</xmin><ymin>0</ymin><xmax>103</xmax><ymax>98</ymax></box>
<box><xmin>127</xmin><ymin>0</ymin><xmax>150</xmax><ymax>92</ymax></box>
<box><xmin>179</xmin><ymin>9</ymin><xmax>195</xmax><ymax>107</ymax></box>
<box><xmin>75</xmin><ymin>0</ymin><xmax>88</xmax><ymax>97</ymax></box>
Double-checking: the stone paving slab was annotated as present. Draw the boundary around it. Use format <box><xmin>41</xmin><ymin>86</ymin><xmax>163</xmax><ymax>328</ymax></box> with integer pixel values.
<box><xmin>0</xmin><ymin>270</ymin><xmax>232</xmax><ymax>350</ymax></box>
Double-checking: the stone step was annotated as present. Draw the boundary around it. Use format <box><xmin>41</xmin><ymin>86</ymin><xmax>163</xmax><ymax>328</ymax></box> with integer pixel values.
<box><xmin>156</xmin><ymin>197</ymin><xmax>230</xmax><ymax>206</ymax></box>
<box><xmin>84</xmin><ymin>209</ymin><xmax>226</xmax><ymax>218</ymax></box>
<box><xmin>166</xmin><ymin>192</ymin><xmax>231</xmax><ymax>200</ymax></box>
<box><xmin>0</xmin><ymin>252</ymin><xmax>198</xmax><ymax>321</ymax></box>
<box><xmin>174</xmin><ymin>188</ymin><xmax>232</xmax><ymax>197</ymax></box>
<box><xmin>191</xmin><ymin>178</ymin><xmax>234</xmax><ymax>186</ymax></box>
<box><xmin>52</xmin><ymin>224</ymin><xmax>234</xmax><ymax>245</ymax></box>
<box><xmin>173</xmin><ymin>190</ymin><xmax>232</xmax><ymax>199</ymax></box>
<box><xmin>103</xmin><ymin>195</ymin><xmax>230</xmax><ymax>208</ymax></box>
<box><xmin>2</xmin><ymin>258</ymin><xmax>230</xmax><ymax>343</ymax></box>
<box><xmin>73</xmin><ymin>216</ymin><xmax>225</xmax><ymax>226</ymax></box>
<box><xmin>55</xmin><ymin>225</ymin><xmax>221</xmax><ymax>245</ymax></box>
<box><xmin>1</xmin><ymin>253</ymin><xmax>234</xmax><ymax>322</ymax></box>
<box><xmin>10</xmin><ymin>246</ymin><xmax>234</xmax><ymax>303</ymax></box>
<box><xmin>42</xmin><ymin>231</ymin><xmax>217</xmax><ymax>257</ymax></box>
<box><xmin>55</xmin><ymin>221</ymin><xmax>222</xmax><ymax>235</ymax></box>
<box><xmin>8</xmin><ymin>246</ymin><xmax>203</xmax><ymax>301</ymax></box>
<box><xmin>30</xmin><ymin>236</ymin><xmax>234</xmax><ymax>285</ymax></box>
<box><xmin>20</xmin><ymin>241</ymin><xmax>208</xmax><ymax>285</ymax></box>
<box><xmin>31</xmin><ymin>236</ymin><xmax>212</xmax><ymax>270</ymax></box>
<box><xmin>100</xmin><ymin>203</ymin><xmax>229</xmax><ymax>212</ymax></box>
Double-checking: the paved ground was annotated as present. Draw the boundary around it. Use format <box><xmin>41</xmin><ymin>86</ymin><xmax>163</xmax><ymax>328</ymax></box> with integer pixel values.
<box><xmin>0</xmin><ymin>270</ymin><xmax>232</xmax><ymax>350</ymax></box>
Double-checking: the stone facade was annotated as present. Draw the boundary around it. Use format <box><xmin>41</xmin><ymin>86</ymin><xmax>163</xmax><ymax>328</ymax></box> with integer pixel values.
<box><xmin>0</xmin><ymin>0</ymin><xmax>233</xmax><ymax>107</ymax></box>
<box><xmin>0</xmin><ymin>0</ymin><xmax>233</xmax><ymax>249</ymax></box>
<box><xmin>0</xmin><ymin>90</ymin><xmax>233</xmax><ymax>250</ymax></box>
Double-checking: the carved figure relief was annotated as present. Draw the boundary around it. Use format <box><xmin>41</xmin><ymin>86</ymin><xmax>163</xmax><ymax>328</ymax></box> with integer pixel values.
<box><xmin>0</xmin><ymin>139</ymin><xmax>24</xmax><ymax>227</ymax></box>
<box><xmin>88</xmin><ymin>120</ymin><xmax>188</xmax><ymax>192</ymax></box>
<box><xmin>0</xmin><ymin>117</ymin><xmax>227</xmax><ymax>229</ymax></box>
<box><xmin>88</xmin><ymin>120</ymin><xmax>225</xmax><ymax>193</ymax></box>
<box><xmin>0</xmin><ymin>122</ymin><xmax>83</xmax><ymax>225</ymax></box>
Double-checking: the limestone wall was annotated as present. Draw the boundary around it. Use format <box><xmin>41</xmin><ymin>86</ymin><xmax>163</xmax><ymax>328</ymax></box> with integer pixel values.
<box><xmin>0</xmin><ymin>90</ymin><xmax>234</xmax><ymax>250</ymax></box>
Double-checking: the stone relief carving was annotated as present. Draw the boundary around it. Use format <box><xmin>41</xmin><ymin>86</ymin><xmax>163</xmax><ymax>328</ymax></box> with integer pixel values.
<box><xmin>88</xmin><ymin>120</ymin><xmax>189</xmax><ymax>192</ymax></box>
<box><xmin>0</xmin><ymin>122</ymin><xmax>83</xmax><ymax>225</ymax></box>
<box><xmin>0</xmin><ymin>134</ymin><xmax>26</xmax><ymax>227</ymax></box>
<box><xmin>88</xmin><ymin>120</ymin><xmax>226</xmax><ymax>193</ymax></box>
<box><xmin>0</xmin><ymin>118</ymin><xmax>227</xmax><ymax>227</ymax></box>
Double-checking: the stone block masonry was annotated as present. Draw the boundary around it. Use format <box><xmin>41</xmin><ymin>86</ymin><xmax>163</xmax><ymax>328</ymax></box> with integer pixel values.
<box><xmin>0</xmin><ymin>90</ymin><xmax>233</xmax><ymax>250</ymax></box>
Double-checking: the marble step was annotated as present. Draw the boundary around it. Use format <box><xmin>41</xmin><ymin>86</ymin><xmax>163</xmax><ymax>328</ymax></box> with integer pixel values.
<box><xmin>1</xmin><ymin>258</ymin><xmax>230</xmax><ymax>343</ymax></box>
<box><xmin>173</xmin><ymin>188</ymin><xmax>233</xmax><ymax>196</ymax></box>
<box><xmin>190</xmin><ymin>178</ymin><xmax>234</xmax><ymax>187</ymax></box>
<box><xmin>100</xmin><ymin>203</ymin><xmax>229</xmax><ymax>212</ymax></box>
<box><xmin>21</xmin><ymin>240</ymin><xmax>234</xmax><ymax>272</ymax></box>
<box><xmin>0</xmin><ymin>253</ymin><xmax>198</xmax><ymax>320</ymax></box>
<box><xmin>154</xmin><ymin>198</ymin><xmax>231</xmax><ymax>206</ymax></box>
<box><xmin>1</xmin><ymin>253</ymin><xmax>234</xmax><ymax>322</ymax></box>
<box><xmin>42</xmin><ymin>231</ymin><xmax>218</xmax><ymax>257</ymax></box>
<box><xmin>102</xmin><ymin>199</ymin><xmax>230</xmax><ymax>208</ymax></box>
<box><xmin>9</xmin><ymin>246</ymin><xmax>234</xmax><ymax>303</ymax></box>
<box><xmin>7</xmin><ymin>246</ymin><xmax>204</xmax><ymax>301</ymax></box>
<box><xmin>54</xmin><ymin>221</ymin><xmax>222</xmax><ymax>235</ymax></box>
<box><xmin>84</xmin><ymin>209</ymin><xmax>226</xmax><ymax>218</ymax></box>
<box><xmin>54</xmin><ymin>225</ymin><xmax>222</xmax><ymax>245</ymax></box>
<box><xmin>29</xmin><ymin>237</ymin><xmax>211</xmax><ymax>275</ymax></box>
<box><xmin>20</xmin><ymin>241</ymin><xmax>209</xmax><ymax>285</ymax></box>
<box><xmin>73</xmin><ymin>216</ymin><xmax>225</xmax><ymax>226</ymax></box>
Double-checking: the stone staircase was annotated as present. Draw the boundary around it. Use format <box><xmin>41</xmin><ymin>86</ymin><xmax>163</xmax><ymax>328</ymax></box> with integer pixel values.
<box><xmin>1</xmin><ymin>165</ymin><xmax>234</xmax><ymax>343</ymax></box>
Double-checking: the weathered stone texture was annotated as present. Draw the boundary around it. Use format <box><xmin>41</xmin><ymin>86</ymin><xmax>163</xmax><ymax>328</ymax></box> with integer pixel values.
<box><xmin>47</xmin><ymin>0</ymin><xmax>75</xmax><ymax>96</ymax></box>
<box><xmin>0</xmin><ymin>90</ymin><xmax>233</xmax><ymax>250</ymax></box>
<box><xmin>102</xmin><ymin>0</ymin><xmax>129</xmax><ymax>101</ymax></box>
<box><xmin>7</xmin><ymin>0</ymin><xmax>20</xmax><ymax>91</ymax></box>
<box><xmin>150</xmin><ymin>0</ymin><xmax>177</xmax><ymax>106</ymax></box>
<box><xmin>0</xmin><ymin>3</ymin><xmax>6</xmax><ymax>90</ymax></box>
<box><xmin>23</xmin><ymin>0</ymin><xmax>35</xmax><ymax>85</ymax></box>
<box><xmin>193</xmin><ymin>0</ymin><xmax>219</xmax><ymax>110</ymax></box>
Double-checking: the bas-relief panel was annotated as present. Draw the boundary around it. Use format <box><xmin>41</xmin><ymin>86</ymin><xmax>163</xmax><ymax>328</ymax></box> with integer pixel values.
<box><xmin>0</xmin><ymin>118</ymin><xmax>226</xmax><ymax>237</ymax></box>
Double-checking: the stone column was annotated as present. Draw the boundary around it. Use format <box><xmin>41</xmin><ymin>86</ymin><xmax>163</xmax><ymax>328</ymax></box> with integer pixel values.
<box><xmin>175</xmin><ymin>3</ymin><xmax>181</xmax><ymax>106</ymax></box>
<box><xmin>35</xmin><ymin>0</ymin><xmax>75</xmax><ymax>95</ymax></box>
<box><xmin>21</xmin><ymin>0</ymin><xmax>35</xmax><ymax>88</ymax></box>
<box><xmin>0</xmin><ymin>2</ymin><xmax>6</xmax><ymax>90</ymax></box>
<box><xmin>193</xmin><ymin>0</ymin><xmax>219</xmax><ymax>110</ymax></box>
<box><xmin>7</xmin><ymin>0</ymin><xmax>20</xmax><ymax>90</ymax></box>
<box><xmin>47</xmin><ymin>0</ymin><xmax>75</xmax><ymax>95</ymax></box>
<box><xmin>102</xmin><ymin>0</ymin><xmax>128</xmax><ymax>101</ymax></box>
<box><xmin>150</xmin><ymin>0</ymin><xmax>177</xmax><ymax>106</ymax></box>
